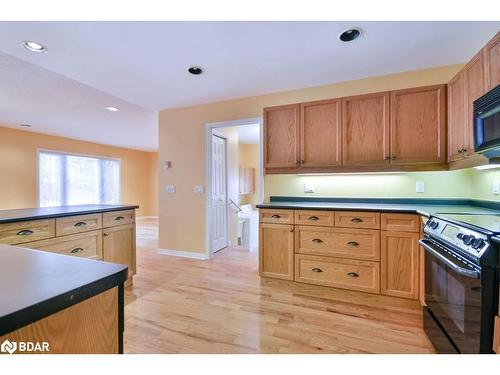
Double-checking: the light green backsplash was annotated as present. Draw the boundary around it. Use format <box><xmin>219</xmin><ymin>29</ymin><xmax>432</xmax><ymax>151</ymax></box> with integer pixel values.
<box><xmin>469</xmin><ymin>168</ymin><xmax>500</xmax><ymax>202</ymax></box>
<box><xmin>264</xmin><ymin>170</ymin><xmax>478</xmax><ymax>201</ymax></box>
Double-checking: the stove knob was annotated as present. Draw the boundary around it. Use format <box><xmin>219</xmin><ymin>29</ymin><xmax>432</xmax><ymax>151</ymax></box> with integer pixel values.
<box><xmin>457</xmin><ymin>233</ymin><xmax>464</xmax><ymax>239</ymax></box>
<box><xmin>463</xmin><ymin>235</ymin><xmax>474</xmax><ymax>246</ymax></box>
<box><xmin>471</xmin><ymin>238</ymin><xmax>485</xmax><ymax>249</ymax></box>
<box><xmin>431</xmin><ymin>221</ymin><xmax>440</xmax><ymax>229</ymax></box>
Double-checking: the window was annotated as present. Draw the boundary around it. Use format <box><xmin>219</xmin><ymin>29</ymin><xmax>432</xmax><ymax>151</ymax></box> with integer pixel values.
<box><xmin>38</xmin><ymin>150</ymin><xmax>120</xmax><ymax>207</ymax></box>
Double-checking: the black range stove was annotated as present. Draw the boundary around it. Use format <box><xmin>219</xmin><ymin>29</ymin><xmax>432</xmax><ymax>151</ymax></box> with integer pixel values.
<box><xmin>420</xmin><ymin>213</ymin><xmax>500</xmax><ymax>354</ymax></box>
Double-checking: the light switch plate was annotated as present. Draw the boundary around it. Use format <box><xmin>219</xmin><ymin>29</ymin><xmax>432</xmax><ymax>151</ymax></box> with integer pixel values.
<box><xmin>194</xmin><ymin>185</ymin><xmax>205</xmax><ymax>194</ymax></box>
<box><xmin>416</xmin><ymin>181</ymin><xmax>425</xmax><ymax>193</ymax></box>
<box><xmin>165</xmin><ymin>185</ymin><xmax>176</xmax><ymax>194</ymax></box>
<box><xmin>493</xmin><ymin>181</ymin><xmax>499</xmax><ymax>195</ymax></box>
<box><xmin>304</xmin><ymin>182</ymin><xmax>315</xmax><ymax>193</ymax></box>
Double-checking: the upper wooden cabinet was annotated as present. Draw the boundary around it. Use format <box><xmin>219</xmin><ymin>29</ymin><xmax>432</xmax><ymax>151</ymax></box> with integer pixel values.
<box><xmin>342</xmin><ymin>92</ymin><xmax>390</xmax><ymax>166</ymax></box>
<box><xmin>465</xmin><ymin>51</ymin><xmax>487</xmax><ymax>155</ymax></box>
<box><xmin>300</xmin><ymin>99</ymin><xmax>341</xmax><ymax>167</ymax></box>
<box><xmin>448</xmin><ymin>70</ymin><xmax>467</xmax><ymax>162</ymax></box>
<box><xmin>483</xmin><ymin>32</ymin><xmax>500</xmax><ymax>91</ymax></box>
<box><xmin>390</xmin><ymin>85</ymin><xmax>446</xmax><ymax>165</ymax></box>
<box><xmin>263</xmin><ymin>104</ymin><xmax>299</xmax><ymax>169</ymax></box>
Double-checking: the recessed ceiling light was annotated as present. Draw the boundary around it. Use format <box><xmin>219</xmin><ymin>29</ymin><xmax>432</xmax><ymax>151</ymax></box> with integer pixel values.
<box><xmin>339</xmin><ymin>28</ymin><xmax>362</xmax><ymax>42</ymax></box>
<box><xmin>105</xmin><ymin>106</ymin><xmax>119</xmax><ymax>112</ymax></box>
<box><xmin>20</xmin><ymin>123</ymin><xmax>32</xmax><ymax>127</ymax></box>
<box><xmin>22</xmin><ymin>41</ymin><xmax>47</xmax><ymax>53</ymax></box>
<box><xmin>188</xmin><ymin>66</ymin><xmax>203</xmax><ymax>75</ymax></box>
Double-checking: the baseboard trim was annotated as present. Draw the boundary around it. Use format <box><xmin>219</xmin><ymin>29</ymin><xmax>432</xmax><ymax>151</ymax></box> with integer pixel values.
<box><xmin>158</xmin><ymin>248</ymin><xmax>208</xmax><ymax>260</ymax></box>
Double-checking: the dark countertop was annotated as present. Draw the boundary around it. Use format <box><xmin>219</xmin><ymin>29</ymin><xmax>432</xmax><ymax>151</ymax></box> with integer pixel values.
<box><xmin>0</xmin><ymin>204</ymin><xmax>139</xmax><ymax>224</ymax></box>
<box><xmin>0</xmin><ymin>244</ymin><xmax>127</xmax><ymax>336</ymax></box>
<box><xmin>256</xmin><ymin>197</ymin><xmax>500</xmax><ymax>217</ymax></box>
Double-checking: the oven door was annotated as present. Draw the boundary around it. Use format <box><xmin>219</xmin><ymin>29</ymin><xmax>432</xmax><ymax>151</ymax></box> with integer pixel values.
<box><xmin>420</xmin><ymin>238</ymin><xmax>481</xmax><ymax>354</ymax></box>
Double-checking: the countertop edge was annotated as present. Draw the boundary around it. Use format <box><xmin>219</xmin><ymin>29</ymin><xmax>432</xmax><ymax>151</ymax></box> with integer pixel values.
<box><xmin>256</xmin><ymin>203</ymin><xmax>431</xmax><ymax>216</ymax></box>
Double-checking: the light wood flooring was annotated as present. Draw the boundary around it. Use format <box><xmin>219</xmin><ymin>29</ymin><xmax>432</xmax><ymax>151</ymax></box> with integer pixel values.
<box><xmin>124</xmin><ymin>218</ymin><xmax>435</xmax><ymax>353</ymax></box>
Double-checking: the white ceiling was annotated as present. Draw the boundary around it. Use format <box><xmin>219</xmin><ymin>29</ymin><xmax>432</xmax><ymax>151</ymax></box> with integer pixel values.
<box><xmin>0</xmin><ymin>21</ymin><xmax>499</xmax><ymax>151</ymax></box>
<box><xmin>238</xmin><ymin>124</ymin><xmax>260</xmax><ymax>144</ymax></box>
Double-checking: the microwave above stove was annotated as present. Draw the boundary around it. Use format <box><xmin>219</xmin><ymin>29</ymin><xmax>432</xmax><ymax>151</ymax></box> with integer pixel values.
<box><xmin>474</xmin><ymin>84</ymin><xmax>500</xmax><ymax>159</ymax></box>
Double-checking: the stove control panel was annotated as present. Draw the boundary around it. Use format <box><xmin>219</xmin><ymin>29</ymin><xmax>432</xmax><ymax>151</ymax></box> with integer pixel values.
<box><xmin>424</xmin><ymin>217</ymin><xmax>489</xmax><ymax>259</ymax></box>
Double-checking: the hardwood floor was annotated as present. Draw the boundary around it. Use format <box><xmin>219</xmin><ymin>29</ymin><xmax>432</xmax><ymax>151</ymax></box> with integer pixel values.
<box><xmin>124</xmin><ymin>218</ymin><xmax>435</xmax><ymax>353</ymax></box>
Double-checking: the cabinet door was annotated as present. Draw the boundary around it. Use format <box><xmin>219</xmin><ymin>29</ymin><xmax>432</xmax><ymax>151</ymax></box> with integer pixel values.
<box><xmin>483</xmin><ymin>32</ymin><xmax>500</xmax><ymax>91</ymax></box>
<box><xmin>447</xmin><ymin>70</ymin><xmax>467</xmax><ymax>162</ymax></box>
<box><xmin>103</xmin><ymin>223</ymin><xmax>136</xmax><ymax>278</ymax></box>
<box><xmin>259</xmin><ymin>223</ymin><xmax>294</xmax><ymax>280</ymax></box>
<box><xmin>300</xmin><ymin>99</ymin><xmax>341</xmax><ymax>167</ymax></box>
<box><xmin>390</xmin><ymin>85</ymin><xmax>446</xmax><ymax>165</ymax></box>
<box><xmin>342</xmin><ymin>92</ymin><xmax>390</xmax><ymax>165</ymax></box>
<box><xmin>465</xmin><ymin>51</ymin><xmax>486</xmax><ymax>156</ymax></box>
<box><xmin>264</xmin><ymin>104</ymin><xmax>299</xmax><ymax>169</ymax></box>
<box><xmin>381</xmin><ymin>231</ymin><xmax>419</xmax><ymax>300</ymax></box>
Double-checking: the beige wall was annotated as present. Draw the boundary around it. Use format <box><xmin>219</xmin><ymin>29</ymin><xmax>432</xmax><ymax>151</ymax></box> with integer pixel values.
<box><xmin>158</xmin><ymin>64</ymin><xmax>463</xmax><ymax>254</ymax></box>
<box><xmin>469</xmin><ymin>168</ymin><xmax>500</xmax><ymax>202</ymax></box>
<box><xmin>0</xmin><ymin>126</ymin><xmax>158</xmax><ymax>217</ymax></box>
<box><xmin>238</xmin><ymin>143</ymin><xmax>261</xmax><ymax>207</ymax></box>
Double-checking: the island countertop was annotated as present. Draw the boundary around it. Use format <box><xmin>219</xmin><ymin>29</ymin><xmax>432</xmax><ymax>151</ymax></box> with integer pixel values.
<box><xmin>0</xmin><ymin>204</ymin><xmax>139</xmax><ymax>224</ymax></box>
<box><xmin>0</xmin><ymin>243</ymin><xmax>127</xmax><ymax>337</ymax></box>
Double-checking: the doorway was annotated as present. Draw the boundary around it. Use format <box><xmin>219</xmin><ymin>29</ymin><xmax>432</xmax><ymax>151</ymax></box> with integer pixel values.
<box><xmin>205</xmin><ymin>117</ymin><xmax>263</xmax><ymax>258</ymax></box>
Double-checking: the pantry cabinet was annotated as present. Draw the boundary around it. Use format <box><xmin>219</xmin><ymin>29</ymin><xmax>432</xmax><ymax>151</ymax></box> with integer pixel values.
<box><xmin>259</xmin><ymin>222</ymin><xmax>294</xmax><ymax>280</ymax></box>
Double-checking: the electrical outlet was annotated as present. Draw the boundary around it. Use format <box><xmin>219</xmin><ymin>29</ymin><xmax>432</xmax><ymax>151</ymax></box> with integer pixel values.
<box><xmin>165</xmin><ymin>185</ymin><xmax>176</xmax><ymax>194</ymax></box>
<box><xmin>493</xmin><ymin>181</ymin><xmax>499</xmax><ymax>195</ymax></box>
<box><xmin>416</xmin><ymin>181</ymin><xmax>425</xmax><ymax>193</ymax></box>
<box><xmin>304</xmin><ymin>182</ymin><xmax>315</xmax><ymax>193</ymax></box>
<box><xmin>194</xmin><ymin>185</ymin><xmax>205</xmax><ymax>194</ymax></box>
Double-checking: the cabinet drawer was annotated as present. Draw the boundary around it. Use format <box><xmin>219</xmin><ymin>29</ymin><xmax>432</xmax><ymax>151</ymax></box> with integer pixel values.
<box><xmin>25</xmin><ymin>230</ymin><xmax>103</xmax><ymax>260</ymax></box>
<box><xmin>56</xmin><ymin>213</ymin><xmax>102</xmax><ymax>236</ymax></box>
<box><xmin>335</xmin><ymin>211</ymin><xmax>380</xmax><ymax>229</ymax></box>
<box><xmin>294</xmin><ymin>210</ymin><xmax>334</xmax><ymax>227</ymax></box>
<box><xmin>259</xmin><ymin>209</ymin><xmax>294</xmax><ymax>224</ymax></box>
<box><xmin>295</xmin><ymin>226</ymin><xmax>380</xmax><ymax>261</ymax></box>
<box><xmin>295</xmin><ymin>254</ymin><xmax>380</xmax><ymax>294</ymax></box>
<box><xmin>103</xmin><ymin>210</ymin><xmax>135</xmax><ymax>228</ymax></box>
<box><xmin>0</xmin><ymin>219</ymin><xmax>55</xmax><ymax>245</ymax></box>
<box><xmin>381</xmin><ymin>213</ymin><xmax>419</xmax><ymax>232</ymax></box>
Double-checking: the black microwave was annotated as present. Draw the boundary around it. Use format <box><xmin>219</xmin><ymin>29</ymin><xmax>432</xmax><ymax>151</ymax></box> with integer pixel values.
<box><xmin>474</xmin><ymin>84</ymin><xmax>500</xmax><ymax>158</ymax></box>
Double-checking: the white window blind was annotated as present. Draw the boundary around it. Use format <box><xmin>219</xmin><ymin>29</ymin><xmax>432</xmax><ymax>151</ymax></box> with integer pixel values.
<box><xmin>38</xmin><ymin>151</ymin><xmax>120</xmax><ymax>207</ymax></box>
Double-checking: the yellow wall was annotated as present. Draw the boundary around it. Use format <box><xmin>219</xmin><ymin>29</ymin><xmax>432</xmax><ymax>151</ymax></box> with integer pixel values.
<box><xmin>0</xmin><ymin>126</ymin><xmax>158</xmax><ymax>217</ymax></box>
<box><xmin>158</xmin><ymin>64</ymin><xmax>463</xmax><ymax>254</ymax></box>
<box><xmin>238</xmin><ymin>143</ymin><xmax>261</xmax><ymax>206</ymax></box>
<box><xmin>469</xmin><ymin>168</ymin><xmax>500</xmax><ymax>202</ymax></box>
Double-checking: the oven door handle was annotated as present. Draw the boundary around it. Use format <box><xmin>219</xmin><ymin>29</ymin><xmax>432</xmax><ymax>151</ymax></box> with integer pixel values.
<box><xmin>419</xmin><ymin>239</ymin><xmax>480</xmax><ymax>279</ymax></box>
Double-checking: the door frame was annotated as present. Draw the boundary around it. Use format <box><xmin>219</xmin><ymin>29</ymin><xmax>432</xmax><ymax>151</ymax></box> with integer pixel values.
<box><xmin>204</xmin><ymin>117</ymin><xmax>264</xmax><ymax>259</ymax></box>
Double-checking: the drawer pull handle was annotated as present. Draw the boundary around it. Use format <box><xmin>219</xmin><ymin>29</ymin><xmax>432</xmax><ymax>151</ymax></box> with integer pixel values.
<box><xmin>16</xmin><ymin>229</ymin><xmax>33</xmax><ymax>236</ymax></box>
<box><xmin>347</xmin><ymin>241</ymin><xmax>359</xmax><ymax>247</ymax></box>
<box><xmin>351</xmin><ymin>218</ymin><xmax>363</xmax><ymax>223</ymax></box>
<box><xmin>271</xmin><ymin>214</ymin><xmax>281</xmax><ymax>219</ymax></box>
<box><xmin>311</xmin><ymin>268</ymin><xmax>323</xmax><ymax>273</ymax></box>
<box><xmin>71</xmin><ymin>247</ymin><xmax>84</xmax><ymax>254</ymax></box>
<box><xmin>347</xmin><ymin>272</ymin><xmax>359</xmax><ymax>278</ymax></box>
<box><xmin>308</xmin><ymin>216</ymin><xmax>319</xmax><ymax>221</ymax></box>
<box><xmin>312</xmin><ymin>238</ymin><xmax>323</xmax><ymax>243</ymax></box>
<box><xmin>115</xmin><ymin>216</ymin><xmax>125</xmax><ymax>221</ymax></box>
<box><xmin>74</xmin><ymin>221</ymin><xmax>87</xmax><ymax>227</ymax></box>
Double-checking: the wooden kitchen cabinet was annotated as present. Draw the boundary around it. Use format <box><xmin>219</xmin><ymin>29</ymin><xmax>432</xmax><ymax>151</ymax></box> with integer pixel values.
<box><xmin>342</xmin><ymin>92</ymin><xmax>390</xmax><ymax>166</ymax></box>
<box><xmin>264</xmin><ymin>104</ymin><xmax>299</xmax><ymax>169</ymax></box>
<box><xmin>299</xmin><ymin>98</ymin><xmax>341</xmax><ymax>167</ymax></box>
<box><xmin>103</xmin><ymin>223</ymin><xmax>136</xmax><ymax>279</ymax></box>
<box><xmin>381</xmin><ymin>230</ymin><xmax>420</xmax><ymax>300</ymax></box>
<box><xmin>447</xmin><ymin>70</ymin><xmax>467</xmax><ymax>162</ymax></box>
<box><xmin>390</xmin><ymin>85</ymin><xmax>447</xmax><ymax>165</ymax></box>
<box><xmin>259</xmin><ymin>223</ymin><xmax>294</xmax><ymax>280</ymax></box>
<box><xmin>483</xmin><ymin>32</ymin><xmax>500</xmax><ymax>91</ymax></box>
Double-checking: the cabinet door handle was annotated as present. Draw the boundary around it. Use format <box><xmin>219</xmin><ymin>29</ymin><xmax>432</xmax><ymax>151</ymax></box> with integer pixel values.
<box><xmin>308</xmin><ymin>216</ymin><xmax>319</xmax><ymax>221</ymax></box>
<box><xmin>71</xmin><ymin>247</ymin><xmax>84</xmax><ymax>254</ymax></box>
<box><xmin>271</xmin><ymin>214</ymin><xmax>281</xmax><ymax>219</ymax></box>
<box><xmin>115</xmin><ymin>216</ymin><xmax>125</xmax><ymax>221</ymax></box>
<box><xmin>347</xmin><ymin>241</ymin><xmax>359</xmax><ymax>247</ymax></box>
<box><xmin>74</xmin><ymin>221</ymin><xmax>87</xmax><ymax>227</ymax></box>
<box><xmin>347</xmin><ymin>272</ymin><xmax>359</xmax><ymax>277</ymax></box>
<box><xmin>289</xmin><ymin>228</ymin><xmax>294</xmax><ymax>233</ymax></box>
<box><xmin>312</xmin><ymin>238</ymin><xmax>323</xmax><ymax>243</ymax></box>
<box><xmin>16</xmin><ymin>229</ymin><xmax>34</xmax><ymax>236</ymax></box>
<box><xmin>311</xmin><ymin>268</ymin><xmax>323</xmax><ymax>273</ymax></box>
<box><xmin>351</xmin><ymin>218</ymin><xmax>363</xmax><ymax>223</ymax></box>
<box><xmin>385</xmin><ymin>156</ymin><xmax>391</xmax><ymax>161</ymax></box>
<box><xmin>103</xmin><ymin>233</ymin><xmax>109</xmax><ymax>237</ymax></box>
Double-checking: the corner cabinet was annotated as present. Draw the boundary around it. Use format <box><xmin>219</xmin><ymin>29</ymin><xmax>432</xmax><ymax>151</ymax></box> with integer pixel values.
<box><xmin>390</xmin><ymin>85</ymin><xmax>446</xmax><ymax>165</ymax></box>
<box><xmin>259</xmin><ymin>222</ymin><xmax>294</xmax><ymax>280</ymax></box>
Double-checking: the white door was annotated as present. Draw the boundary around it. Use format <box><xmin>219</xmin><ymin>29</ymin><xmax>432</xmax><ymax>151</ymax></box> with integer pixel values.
<box><xmin>211</xmin><ymin>134</ymin><xmax>228</xmax><ymax>253</ymax></box>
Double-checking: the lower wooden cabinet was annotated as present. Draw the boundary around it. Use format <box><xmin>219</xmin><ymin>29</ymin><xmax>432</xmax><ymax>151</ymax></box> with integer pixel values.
<box><xmin>103</xmin><ymin>223</ymin><xmax>136</xmax><ymax>278</ymax></box>
<box><xmin>381</xmin><ymin>230</ymin><xmax>420</xmax><ymax>299</ymax></box>
<box><xmin>259</xmin><ymin>223</ymin><xmax>294</xmax><ymax>280</ymax></box>
<box><xmin>493</xmin><ymin>316</ymin><xmax>500</xmax><ymax>354</ymax></box>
